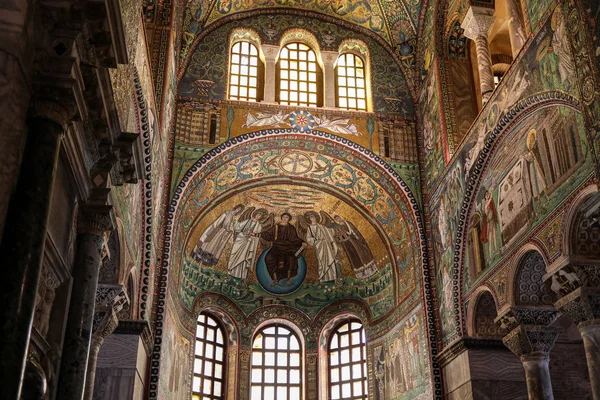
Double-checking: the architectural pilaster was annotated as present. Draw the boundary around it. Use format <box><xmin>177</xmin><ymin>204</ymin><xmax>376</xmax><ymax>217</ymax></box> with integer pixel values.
<box><xmin>321</xmin><ymin>50</ymin><xmax>338</xmax><ymax>108</ymax></box>
<box><xmin>462</xmin><ymin>6</ymin><xmax>496</xmax><ymax>103</ymax></box>
<box><xmin>83</xmin><ymin>284</ymin><xmax>128</xmax><ymax>400</ymax></box>
<box><xmin>0</xmin><ymin>84</ymin><xmax>76</xmax><ymax>399</ymax></box>
<box><xmin>504</xmin><ymin>0</ymin><xmax>526</xmax><ymax>58</ymax></box>
<box><xmin>548</xmin><ymin>264</ymin><xmax>600</xmax><ymax>399</ymax></box>
<box><xmin>56</xmin><ymin>207</ymin><xmax>114</xmax><ymax>400</ymax></box>
<box><xmin>261</xmin><ymin>44</ymin><xmax>279</xmax><ymax>104</ymax></box>
<box><xmin>496</xmin><ymin>307</ymin><xmax>561</xmax><ymax>400</ymax></box>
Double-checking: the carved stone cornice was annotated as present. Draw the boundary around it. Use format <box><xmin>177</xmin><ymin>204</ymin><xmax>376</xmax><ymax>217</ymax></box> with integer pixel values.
<box><xmin>77</xmin><ymin>205</ymin><xmax>113</xmax><ymax>236</ymax></box>
<box><xmin>437</xmin><ymin>337</ymin><xmax>508</xmax><ymax>368</ymax></box>
<box><xmin>461</xmin><ymin>6</ymin><xmax>495</xmax><ymax>40</ymax></box>
<box><xmin>495</xmin><ymin>307</ymin><xmax>561</xmax><ymax>331</ymax></box>
<box><xmin>502</xmin><ymin>325</ymin><xmax>560</xmax><ymax>360</ymax></box>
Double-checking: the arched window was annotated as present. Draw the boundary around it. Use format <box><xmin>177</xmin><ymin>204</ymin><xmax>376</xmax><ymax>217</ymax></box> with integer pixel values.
<box><xmin>192</xmin><ymin>313</ymin><xmax>226</xmax><ymax>400</ymax></box>
<box><xmin>335</xmin><ymin>53</ymin><xmax>367</xmax><ymax>111</ymax></box>
<box><xmin>277</xmin><ymin>42</ymin><xmax>321</xmax><ymax>107</ymax></box>
<box><xmin>229</xmin><ymin>41</ymin><xmax>261</xmax><ymax>102</ymax></box>
<box><xmin>251</xmin><ymin>324</ymin><xmax>302</xmax><ymax>400</ymax></box>
<box><xmin>328</xmin><ymin>320</ymin><xmax>368</xmax><ymax>400</ymax></box>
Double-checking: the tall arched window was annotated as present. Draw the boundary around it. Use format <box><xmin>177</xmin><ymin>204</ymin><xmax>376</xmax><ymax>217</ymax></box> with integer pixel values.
<box><xmin>251</xmin><ymin>324</ymin><xmax>302</xmax><ymax>400</ymax></box>
<box><xmin>277</xmin><ymin>42</ymin><xmax>321</xmax><ymax>107</ymax></box>
<box><xmin>335</xmin><ymin>53</ymin><xmax>367</xmax><ymax>111</ymax></box>
<box><xmin>192</xmin><ymin>313</ymin><xmax>226</xmax><ymax>400</ymax></box>
<box><xmin>229</xmin><ymin>41</ymin><xmax>261</xmax><ymax>102</ymax></box>
<box><xmin>328</xmin><ymin>320</ymin><xmax>368</xmax><ymax>400</ymax></box>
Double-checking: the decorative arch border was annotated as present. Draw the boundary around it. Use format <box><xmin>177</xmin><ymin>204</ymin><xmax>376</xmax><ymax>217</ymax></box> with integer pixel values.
<box><xmin>466</xmin><ymin>286</ymin><xmax>500</xmax><ymax>337</ymax></box>
<box><xmin>453</xmin><ymin>91</ymin><xmax>581</xmax><ymax>341</ymax></box>
<box><xmin>504</xmin><ymin>243</ymin><xmax>550</xmax><ymax>310</ymax></box>
<box><xmin>132</xmin><ymin>67</ymin><xmax>154</xmax><ymax>321</ymax></box>
<box><xmin>561</xmin><ymin>183</ymin><xmax>600</xmax><ymax>259</ymax></box>
<box><xmin>176</xmin><ymin>8</ymin><xmax>417</xmax><ymax>98</ymax></box>
<box><xmin>148</xmin><ymin>129</ymin><xmax>442</xmax><ymax>399</ymax></box>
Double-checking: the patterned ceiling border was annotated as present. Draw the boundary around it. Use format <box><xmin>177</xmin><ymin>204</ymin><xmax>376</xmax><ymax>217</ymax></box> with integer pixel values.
<box><xmin>176</xmin><ymin>8</ymin><xmax>418</xmax><ymax>98</ymax></box>
<box><xmin>451</xmin><ymin>91</ymin><xmax>581</xmax><ymax>345</ymax></box>
<box><xmin>148</xmin><ymin>129</ymin><xmax>442</xmax><ymax>399</ymax></box>
<box><xmin>132</xmin><ymin>67</ymin><xmax>155</xmax><ymax>321</ymax></box>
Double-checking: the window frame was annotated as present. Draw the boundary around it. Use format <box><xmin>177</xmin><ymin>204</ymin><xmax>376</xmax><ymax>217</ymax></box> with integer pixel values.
<box><xmin>250</xmin><ymin>323</ymin><xmax>303</xmax><ymax>400</ymax></box>
<box><xmin>327</xmin><ymin>319</ymin><xmax>368</xmax><ymax>400</ymax></box>
<box><xmin>192</xmin><ymin>312</ymin><xmax>227</xmax><ymax>400</ymax></box>
<box><xmin>334</xmin><ymin>52</ymin><xmax>368</xmax><ymax>111</ymax></box>
<box><xmin>276</xmin><ymin>42</ymin><xmax>323</xmax><ymax>107</ymax></box>
<box><xmin>228</xmin><ymin>40</ymin><xmax>263</xmax><ymax>102</ymax></box>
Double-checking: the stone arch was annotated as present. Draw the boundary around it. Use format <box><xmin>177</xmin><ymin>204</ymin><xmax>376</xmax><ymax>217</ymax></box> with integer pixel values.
<box><xmin>469</xmin><ymin>288</ymin><xmax>506</xmax><ymax>338</ymax></box>
<box><xmin>512</xmin><ymin>250</ymin><xmax>553</xmax><ymax>307</ymax></box>
<box><xmin>454</xmin><ymin>93</ymin><xmax>581</xmax><ymax>338</ymax></box>
<box><xmin>565</xmin><ymin>185</ymin><xmax>600</xmax><ymax>261</ymax></box>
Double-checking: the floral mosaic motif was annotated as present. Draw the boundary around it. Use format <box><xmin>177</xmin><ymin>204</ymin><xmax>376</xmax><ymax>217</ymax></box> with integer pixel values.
<box><xmin>289</xmin><ymin>110</ymin><xmax>315</xmax><ymax>132</ymax></box>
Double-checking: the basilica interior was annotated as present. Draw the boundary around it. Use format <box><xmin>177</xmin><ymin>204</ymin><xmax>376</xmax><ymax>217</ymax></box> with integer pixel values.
<box><xmin>1</xmin><ymin>0</ymin><xmax>600</xmax><ymax>399</ymax></box>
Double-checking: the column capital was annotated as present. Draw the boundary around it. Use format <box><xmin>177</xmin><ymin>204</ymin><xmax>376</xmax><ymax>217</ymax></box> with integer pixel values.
<box><xmin>95</xmin><ymin>283</ymin><xmax>129</xmax><ymax>314</ymax></box>
<box><xmin>77</xmin><ymin>205</ymin><xmax>113</xmax><ymax>236</ymax></box>
<box><xmin>502</xmin><ymin>324</ymin><xmax>560</xmax><ymax>360</ymax></box>
<box><xmin>461</xmin><ymin>6</ymin><xmax>495</xmax><ymax>40</ymax></box>
<box><xmin>547</xmin><ymin>264</ymin><xmax>600</xmax><ymax>326</ymax></box>
<box><xmin>321</xmin><ymin>50</ymin><xmax>339</xmax><ymax>66</ymax></box>
<box><xmin>91</xmin><ymin>310</ymin><xmax>119</xmax><ymax>347</ymax></box>
<box><xmin>29</xmin><ymin>85</ymin><xmax>78</xmax><ymax>129</ymax></box>
<box><xmin>261</xmin><ymin>44</ymin><xmax>279</xmax><ymax>62</ymax></box>
<box><xmin>495</xmin><ymin>306</ymin><xmax>561</xmax><ymax>331</ymax></box>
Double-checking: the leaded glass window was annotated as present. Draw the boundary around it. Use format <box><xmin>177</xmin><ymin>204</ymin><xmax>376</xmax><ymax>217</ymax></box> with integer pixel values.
<box><xmin>277</xmin><ymin>43</ymin><xmax>320</xmax><ymax>107</ymax></box>
<box><xmin>229</xmin><ymin>41</ymin><xmax>260</xmax><ymax>102</ymax></box>
<box><xmin>335</xmin><ymin>53</ymin><xmax>367</xmax><ymax>111</ymax></box>
<box><xmin>192</xmin><ymin>313</ymin><xmax>226</xmax><ymax>400</ymax></box>
<box><xmin>250</xmin><ymin>324</ymin><xmax>302</xmax><ymax>400</ymax></box>
<box><xmin>328</xmin><ymin>320</ymin><xmax>368</xmax><ymax>400</ymax></box>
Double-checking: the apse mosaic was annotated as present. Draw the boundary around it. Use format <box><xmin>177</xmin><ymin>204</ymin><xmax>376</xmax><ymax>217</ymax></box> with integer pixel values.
<box><xmin>170</xmin><ymin>132</ymin><xmax>421</xmax><ymax>324</ymax></box>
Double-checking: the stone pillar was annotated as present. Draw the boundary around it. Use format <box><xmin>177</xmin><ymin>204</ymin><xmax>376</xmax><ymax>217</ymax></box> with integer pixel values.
<box><xmin>238</xmin><ymin>346</ymin><xmax>251</xmax><ymax>400</ymax></box>
<box><xmin>496</xmin><ymin>307</ymin><xmax>560</xmax><ymax>400</ymax></box>
<box><xmin>549</xmin><ymin>264</ymin><xmax>600</xmax><ymax>400</ymax></box>
<box><xmin>462</xmin><ymin>6</ymin><xmax>496</xmax><ymax>103</ymax></box>
<box><xmin>0</xmin><ymin>90</ymin><xmax>75</xmax><ymax>399</ymax></box>
<box><xmin>504</xmin><ymin>0</ymin><xmax>526</xmax><ymax>58</ymax></box>
<box><xmin>261</xmin><ymin>44</ymin><xmax>279</xmax><ymax>103</ymax></box>
<box><xmin>56</xmin><ymin>207</ymin><xmax>113</xmax><ymax>400</ymax></box>
<box><xmin>321</xmin><ymin>51</ymin><xmax>338</xmax><ymax>108</ymax></box>
<box><xmin>306</xmin><ymin>350</ymin><xmax>318</xmax><ymax>400</ymax></box>
<box><xmin>83</xmin><ymin>283</ymin><xmax>128</xmax><ymax>400</ymax></box>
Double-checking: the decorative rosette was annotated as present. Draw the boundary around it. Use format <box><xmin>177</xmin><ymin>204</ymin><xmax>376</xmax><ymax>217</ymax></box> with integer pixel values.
<box><xmin>289</xmin><ymin>110</ymin><xmax>315</xmax><ymax>133</ymax></box>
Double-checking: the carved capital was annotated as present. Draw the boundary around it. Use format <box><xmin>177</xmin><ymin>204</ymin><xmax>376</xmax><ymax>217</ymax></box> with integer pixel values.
<box><xmin>77</xmin><ymin>205</ymin><xmax>113</xmax><ymax>236</ymax></box>
<box><xmin>502</xmin><ymin>324</ymin><xmax>560</xmax><ymax>359</ymax></box>
<box><xmin>495</xmin><ymin>306</ymin><xmax>560</xmax><ymax>331</ymax></box>
<box><xmin>461</xmin><ymin>6</ymin><xmax>495</xmax><ymax>40</ymax></box>
<box><xmin>95</xmin><ymin>283</ymin><xmax>129</xmax><ymax>313</ymax></box>
<box><xmin>29</xmin><ymin>85</ymin><xmax>78</xmax><ymax>129</ymax></box>
<box><xmin>548</xmin><ymin>264</ymin><xmax>600</xmax><ymax>297</ymax></box>
<box><xmin>554</xmin><ymin>286</ymin><xmax>600</xmax><ymax>326</ymax></box>
<box><xmin>91</xmin><ymin>310</ymin><xmax>119</xmax><ymax>349</ymax></box>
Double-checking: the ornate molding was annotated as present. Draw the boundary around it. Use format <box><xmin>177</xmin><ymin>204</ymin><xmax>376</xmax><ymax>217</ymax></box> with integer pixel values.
<box><xmin>437</xmin><ymin>337</ymin><xmax>508</xmax><ymax>368</ymax></box>
<box><xmin>554</xmin><ymin>286</ymin><xmax>600</xmax><ymax>326</ymax></box>
<box><xmin>502</xmin><ymin>324</ymin><xmax>560</xmax><ymax>359</ymax></box>
<box><xmin>95</xmin><ymin>283</ymin><xmax>129</xmax><ymax>314</ymax></box>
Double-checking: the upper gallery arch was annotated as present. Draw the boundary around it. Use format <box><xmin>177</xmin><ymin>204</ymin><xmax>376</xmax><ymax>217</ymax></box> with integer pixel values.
<box><xmin>178</xmin><ymin>12</ymin><xmax>417</xmax><ymax>112</ymax></box>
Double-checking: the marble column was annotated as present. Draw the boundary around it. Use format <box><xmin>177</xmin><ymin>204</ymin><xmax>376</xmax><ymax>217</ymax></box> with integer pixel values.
<box><xmin>321</xmin><ymin>51</ymin><xmax>338</xmax><ymax>108</ymax></box>
<box><xmin>261</xmin><ymin>44</ymin><xmax>279</xmax><ymax>103</ymax></box>
<box><xmin>462</xmin><ymin>6</ymin><xmax>496</xmax><ymax>103</ymax></box>
<box><xmin>84</xmin><ymin>311</ymin><xmax>119</xmax><ymax>400</ymax></box>
<box><xmin>496</xmin><ymin>307</ymin><xmax>560</xmax><ymax>400</ymax></box>
<box><xmin>580</xmin><ymin>322</ymin><xmax>600</xmax><ymax>400</ymax></box>
<box><xmin>550</xmin><ymin>264</ymin><xmax>600</xmax><ymax>400</ymax></box>
<box><xmin>504</xmin><ymin>0</ymin><xmax>526</xmax><ymax>58</ymax></box>
<box><xmin>56</xmin><ymin>207</ymin><xmax>113</xmax><ymax>400</ymax></box>
<box><xmin>0</xmin><ymin>95</ymin><xmax>74</xmax><ymax>399</ymax></box>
